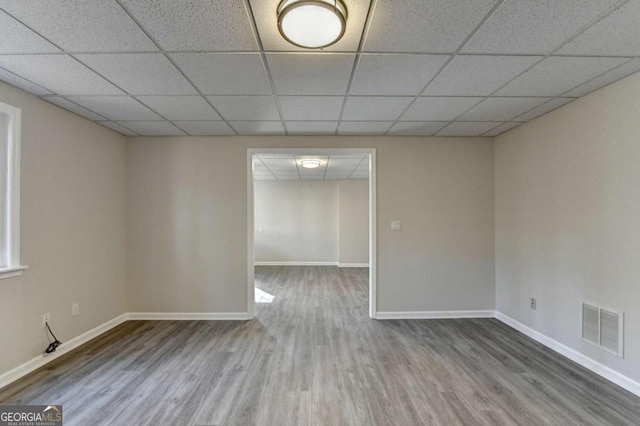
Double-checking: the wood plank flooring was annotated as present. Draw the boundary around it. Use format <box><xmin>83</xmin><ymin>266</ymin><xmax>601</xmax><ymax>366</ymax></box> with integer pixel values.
<box><xmin>1</xmin><ymin>266</ymin><xmax>639</xmax><ymax>425</ymax></box>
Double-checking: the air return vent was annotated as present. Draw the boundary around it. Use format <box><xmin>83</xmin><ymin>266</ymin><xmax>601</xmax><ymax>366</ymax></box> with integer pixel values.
<box><xmin>581</xmin><ymin>302</ymin><xmax>624</xmax><ymax>358</ymax></box>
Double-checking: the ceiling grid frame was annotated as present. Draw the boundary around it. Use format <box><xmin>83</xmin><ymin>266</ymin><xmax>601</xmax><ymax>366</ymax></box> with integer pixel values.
<box><xmin>0</xmin><ymin>1</ymin><xmax>638</xmax><ymax>136</ymax></box>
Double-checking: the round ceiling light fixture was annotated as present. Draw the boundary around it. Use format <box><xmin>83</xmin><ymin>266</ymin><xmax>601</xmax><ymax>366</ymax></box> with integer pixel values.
<box><xmin>277</xmin><ymin>0</ymin><xmax>348</xmax><ymax>49</ymax></box>
<box><xmin>300</xmin><ymin>159</ymin><xmax>322</xmax><ymax>168</ymax></box>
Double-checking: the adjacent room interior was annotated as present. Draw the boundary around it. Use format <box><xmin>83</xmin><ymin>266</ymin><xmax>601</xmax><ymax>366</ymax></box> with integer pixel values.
<box><xmin>251</xmin><ymin>151</ymin><xmax>371</xmax><ymax>316</ymax></box>
<box><xmin>0</xmin><ymin>0</ymin><xmax>639</xmax><ymax>424</ymax></box>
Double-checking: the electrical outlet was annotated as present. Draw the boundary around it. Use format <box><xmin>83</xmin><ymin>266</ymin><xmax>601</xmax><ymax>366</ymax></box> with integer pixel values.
<box><xmin>530</xmin><ymin>298</ymin><xmax>537</xmax><ymax>310</ymax></box>
<box><xmin>72</xmin><ymin>303</ymin><xmax>79</xmax><ymax>317</ymax></box>
<box><xmin>42</xmin><ymin>313</ymin><xmax>50</xmax><ymax>328</ymax></box>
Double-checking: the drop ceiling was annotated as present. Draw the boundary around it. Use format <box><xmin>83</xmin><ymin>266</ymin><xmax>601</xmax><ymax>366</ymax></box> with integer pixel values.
<box><xmin>254</xmin><ymin>154</ymin><xmax>368</xmax><ymax>180</ymax></box>
<box><xmin>0</xmin><ymin>0</ymin><xmax>639</xmax><ymax>137</ymax></box>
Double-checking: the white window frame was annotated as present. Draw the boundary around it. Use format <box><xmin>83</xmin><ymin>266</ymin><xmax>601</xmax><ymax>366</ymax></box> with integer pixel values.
<box><xmin>0</xmin><ymin>100</ymin><xmax>27</xmax><ymax>279</ymax></box>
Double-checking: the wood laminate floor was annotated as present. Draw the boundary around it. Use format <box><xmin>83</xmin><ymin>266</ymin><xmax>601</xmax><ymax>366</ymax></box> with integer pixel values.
<box><xmin>1</xmin><ymin>266</ymin><xmax>639</xmax><ymax>425</ymax></box>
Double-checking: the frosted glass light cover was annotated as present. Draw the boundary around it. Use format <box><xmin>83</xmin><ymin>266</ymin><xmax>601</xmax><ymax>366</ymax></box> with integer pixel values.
<box><xmin>278</xmin><ymin>0</ymin><xmax>347</xmax><ymax>49</ymax></box>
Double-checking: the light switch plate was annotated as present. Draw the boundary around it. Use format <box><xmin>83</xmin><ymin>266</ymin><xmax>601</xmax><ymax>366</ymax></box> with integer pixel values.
<box><xmin>391</xmin><ymin>220</ymin><xmax>401</xmax><ymax>231</ymax></box>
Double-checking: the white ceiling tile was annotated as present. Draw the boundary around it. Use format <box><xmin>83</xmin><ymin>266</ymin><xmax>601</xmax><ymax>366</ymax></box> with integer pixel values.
<box><xmin>342</xmin><ymin>97</ymin><xmax>413</xmax><ymax>121</ymax></box>
<box><xmin>207</xmin><ymin>96</ymin><xmax>280</xmax><ymax>121</ymax></box>
<box><xmin>257</xmin><ymin>154</ymin><xmax>294</xmax><ymax>159</ymax></box>
<box><xmin>324</xmin><ymin>174</ymin><xmax>350</xmax><ymax>180</ymax></box>
<box><xmin>137</xmin><ymin>96</ymin><xmax>221</xmax><ymax>120</ymax></box>
<box><xmin>230</xmin><ymin>121</ymin><xmax>285</xmax><ymax>135</ymax></box>
<box><xmin>400</xmin><ymin>97</ymin><xmax>483</xmax><ymax>121</ymax></box>
<box><xmin>286</xmin><ymin>121</ymin><xmax>338</xmax><ymax>135</ymax></box>
<box><xmin>0</xmin><ymin>68</ymin><xmax>53</xmax><ymax>95</ymax></box>
<box><xmin>250</xmin><ymin>0</ymin><xmax>370</xmax><ymax>52</ymax></box>
<box><xmin>461</xmin><ymin>0</ymin><xmax>621</xmax><ymax>54</ymax></box>
<box><xmin>458</xmin><ymin>97</ymin><xmax>551</xmax><ymax>121</ymax></box>
<box><xmin>483</xmin><ymin>122</ymin><xmax>521</xmax><ymax>136</ymax></box>
<box><xmin>338</xmin><ymin>121</ymin><xmax>393</xmax><ymax>135</ymax></box>
<box><xmin>172</xmin><ymin>121</ymin><xmax>235</xmax><ymax>136</ymax></box>
<box><xmin>296</xmin><ymin>155</ymin><xmax>329</xmax><ymax>161</ymax></box>
<box><xmin>118</xmin><ymin>0</ymin><xmax>257</xmax><ymax>51</ymax></box>
<box><xmin>331</xmin><ymin>155</ymin><xmax>367</xmax><ymax>160</ymax></box>
<box><xmin>301</xmin><ymin>176</ymin><xmax>324</xmax><ymax>180</ymax></box>
<box><xmin>364</xmin><ymin>0</ymin><xmax>499</xmax><ymax>52</ymax></box>
<box><xmin>0</xmin><ymin>54</ymin><xmax>124</xmax><ymax>95</ymax></box>
<box><xmin>279</xmin><ymin>96</ymin><xmax>344</xmax><ymax>121</ymax></box>
<box><xmin>495</xmin><ymin>57</ymin><xmax>628</xmax><ymax>97</ymax></box>
<box><xmin>76</xmin><ymin>53</ymin><xmax>197</xmax><ymax>95</ymax></box>
<box><xmin>272</xmin><ymin>172</ymin><xmax>301</xmax><ymax>177</ymax></box>
<box><xmin>277</xmin><ymin>175</ymin><xmax>302</xmax><ymax>181</ymax></box>
<box><xmin>43</xmin><ymin>96</ymin><xmax>107</xmax><ymax>121</ymax></box>
<box><xmin>349</xmin><ymin>172</ymin><xmax>369</xmax><ymax>180</ymax></box>
<box><xmin>170</xmin><ymin>53</ymin><xmax>272</xmax><ymax>95</ymax></box>
<box><xmin>557</xmin><ymin>1</ymin><xmax>640</xmax><ymax>57</ymax></box>
<box><xmin>97</xmin><ymin>121</ymin><xmax>139</xmax><ymax>136</ymax></box>
<box><xmin>327</xmin><ymin>159</ymin><xmax>363</xmax><ymax>170</ymax></box>
<box><xmin>260</xmin><ymin>158</ymin><xmax>297</xmax><ymax>167</ymax></box>
<box><xmin>388</xmin><ymin>121</ymin><xmax>449</xmax><ymax>136</ymax></box>
<box><xmin>513</xmin><ymin>98</ymin><xmax>575</xmax><ymax>122</ymax></box>
<box><xmin>116</xmin><ymin>120</ymin><xmax>186</xmax><ymax>136</ymax></box>
<box><xmin>0</xmin><ymin>10</ymin><xmax>60</xmax><ymax>54</ymax></box>
<box><xmin>351</xmin><ymin>54</ymin><xmax>448</xmax><ymax>96</ymax></box>
<box><xmin>267</xmin><ymin>54</ymin><xmax>355</xmax><ymax>95</ymax></box>
<box><xmin>436</xmin><ymin>122</ymin><xmax>501</xmax><ymax>136</ymax></box>
<box><xmin>67</xmin><ymin>96</ymin><xmax>162</xmax><ymax>121</ymax></box>
<box><xmin>253</xmin><ymin>171</ymin><xmax>276</xmax><ymax>178</ymax></box>
<box><xmin>563</xmin><ymin>59</ymin><xmax>640</xmax><ymax>97</ymax></box>
<box><xmin>0</xmin><ymin>0</ymin><xmax>156</xmax><ymax>52</ymax></box>
<box><xmin>423</xmin><ymin>55</ymin><xmax>542</xmax><ymax>96</ymax></box>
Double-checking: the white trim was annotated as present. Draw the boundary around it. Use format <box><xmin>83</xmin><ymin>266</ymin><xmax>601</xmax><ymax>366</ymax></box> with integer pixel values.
<box><xmin>369</xmin><ymin>150</ymin><xmax>377</xmax><ymax>319</ymax></box>
<box><xmin>0</xmin><ymin>313</ymin><xmax>128</xmax><ymax>390</ymax></box>
<box><xmin>495</xmin><ymin>311</ymin><xmax>640</xmax><ymax>397</ymax></box>
<box><xmin>254</xmin><ymin>262</ymin><xmax>369</xmax><ymax>267</ymax></box>
<box><xmin>127</xmin><ymin>312</ymin><xmax>251</xmax><ymax>321</ymax></box>
<box><xmin>247</xmin><ymin>148</ymin><xmax>377</xmax><ymax>319</ymax></box>
<box><xmin>376</xmin><ymin>310</ymin><xmax>496</xmax><ymax>320</ymax></box>
<box><xmin>246</xmin><ymin>149</ymin><xmax>255</xmax><ymax>319</ymax></box>
<box><xmin>0</xmin><ymin>265</ymin><xmax>28</xmax><ymax>280</ymax></box>
<box><xmin>0</xmin><ymin>100</ymin><xmax>24</xmax><ymax>273</ymax></box>
<box><xmin>254</xmin><ymin>261</ymin><xmax>338</xmax><ymax>266</ymax></box>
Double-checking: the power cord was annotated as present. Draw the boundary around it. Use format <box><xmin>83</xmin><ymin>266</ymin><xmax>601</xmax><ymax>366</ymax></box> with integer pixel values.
<box><xmin>44</xmin><ymin>322</ymin><xmax>61</xmax><ymax>354</ymax></box>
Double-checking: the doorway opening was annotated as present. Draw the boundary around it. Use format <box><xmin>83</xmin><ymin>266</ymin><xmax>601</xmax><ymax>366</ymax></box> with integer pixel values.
<box><xmin>246</xmin><ymin>148</ymin><xmax>376</xmax><ymax>319</ymax></box>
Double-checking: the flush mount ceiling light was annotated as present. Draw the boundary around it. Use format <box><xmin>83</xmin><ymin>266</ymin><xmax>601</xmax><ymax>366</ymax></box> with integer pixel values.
<box><xmin>277</xmin><ymin>0</ymin><xmax>348</xmax><ymax>49</ymax></box>
<box><xmin>300</xmin><ymin>159</ymin><xmax>322</xmax><ymax>168</ymax></box>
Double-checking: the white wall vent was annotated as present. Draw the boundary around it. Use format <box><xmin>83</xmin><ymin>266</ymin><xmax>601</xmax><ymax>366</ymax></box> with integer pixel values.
<box><xmin>581</xmin><ymin>302</ymin><xmax>624</xmax><ymax>358</ymax></box>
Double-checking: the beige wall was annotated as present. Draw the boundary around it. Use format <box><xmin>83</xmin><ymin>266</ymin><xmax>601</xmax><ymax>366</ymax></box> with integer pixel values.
<box><xmin>128</xmin><ymin>136</ymin><xmax>495</xmax><ymax>313</ymax></box>
<box><xmin>254</xmin><ymin>180</ymin><xmax>339</xmax><ymax>263</ymax></box>
<box><xmin>0</xmin><ymin>81</ymin><xmax>128</xmax><ymax>375</ymax></box>
<box><xmin>339</xmin><ymin>179</ymin><xmax>369</xmax><ymax>265</ymax></box>
<box><xmin>495</xmin><ymin>72</ymin><xmax>640</xmax><ymax>382</ymax></box>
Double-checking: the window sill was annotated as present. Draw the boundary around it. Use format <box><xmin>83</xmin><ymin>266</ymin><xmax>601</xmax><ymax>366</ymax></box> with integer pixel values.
<box><xmin>0</xmin><ymin>265</ymin><xmax>28</xmax><ymax>280</ymax></box>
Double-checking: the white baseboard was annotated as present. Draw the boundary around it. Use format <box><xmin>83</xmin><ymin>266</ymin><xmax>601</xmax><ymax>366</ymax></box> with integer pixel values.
<box><xmin>254</xmin><ymin>262</ymin><xmax>369</xmax><ymax>268</ymax></box>
<box><xmin>0</xmin><ymin>313</ymin><xmax>128</xmax><ymax>390</ymax></box>
<box><xmin>128</xmin><ymin>312</ymin><xmax>251</xmax><ymax>321</ymax></box>
<box><xmin>376</xmin><ymin>310</ymin><xmax>496</xmax><ymax>320</ymax></box>
<box><xmin>254</xmin><ymin>261</ymin><xmax>337</xmax><ymax>266</ymax></box>
<box><xmin>495</xmin><ymin>311</ymin><xmax>640</xmax><ymax>397</ymax></box>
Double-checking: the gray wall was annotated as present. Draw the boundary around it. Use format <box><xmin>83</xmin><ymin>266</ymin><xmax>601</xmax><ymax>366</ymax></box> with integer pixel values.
<box><xmin>495</xmin><ymin>72</ymin><xmax>640</xmax><ymax>383</ymax></box>
<box><xmin>254</xmin><ymin>179</ymin><xmax>369</xmax><ymax>265</ymax></box>
<box><xmin>339</xmin><ymin>179</ymin><xmax>369</xmax><ymax>265</ymax></box>
<box><xmin>254</xmin><ymin>180</ymin><xmax>339</xmax><ymax>263</ymax></box>
<box><xmin>0</xmin><ymin>81</ymin><xmax>128</xmax><ymax>375</ymax></box>
<box><xmin>127</xmin><ymin>136</ymin><xmax>495</xmax><ymax>314</ymax></box>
